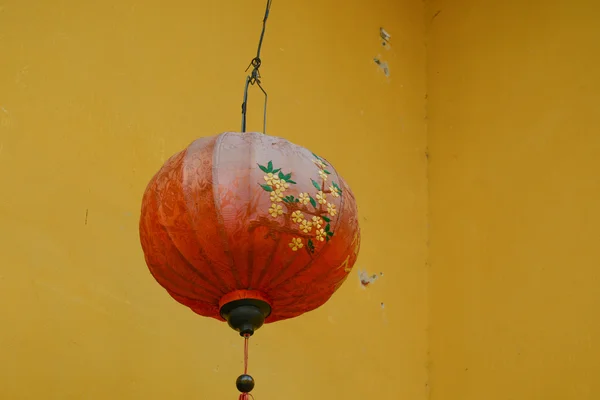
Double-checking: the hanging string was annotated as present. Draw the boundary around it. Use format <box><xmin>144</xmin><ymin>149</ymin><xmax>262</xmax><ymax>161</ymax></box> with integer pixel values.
<box><xmin>241</xmin><ymin>0</ymin><xmax>273</xmax><ymax>134</ymax></box>
<box><xmin>238</xmin><ymin>334</ymin><xmax>255</xmax><ymax>400</ymax></box>
<box><xmin>243</xmin><ymin>334</ymin><xmax>249</xmax><ymax>375</ymax></box>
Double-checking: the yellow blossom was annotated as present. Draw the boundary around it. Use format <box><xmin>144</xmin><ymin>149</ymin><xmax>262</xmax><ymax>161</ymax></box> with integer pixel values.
<box><xmin>298</xmin><ymin>192</ymin><xmax>311</xmax><ymax>205</ymax></box>
<box><xmin>316</xmin><ymin>191</ymin><xmax>327</xmax><ymax>205</ymax></box>
<box><xmin>329</xmin><ymin>185</ymin><xmax>340</xmax><ymax>197</ymax></box>
<box><xmin>276</xmin><ymin>181</ymin><xmax>290</xmax><ymax>191</ymax></box>
<box><xmin>291</xmin><ymin>210</ymin><xmax>304</xmax><ymax>223</ymax></box>
<box><xmin>311</xmin><ymin>216</ymin><xmax>323</xmax><ymax>229</ymax></box>
<box><xmin>289</xmin><ymin>237</ymin><xmax>303</xmax><ymax>251</ymax></box>
<box><xmin>315</xmin><ymin>228</ymin><xmax>326</xmax><ymax>242</ymax></box>
<box><xmin>270</xmin><ymin>190</ymin><xmax>283</xmax><ymax>202</ymax></box>
<box><xmin>263</xmin><ymin>173</ymin><xmax>278</xmax><ymax>186</ymax></box>
<box><xmin>318</xmin><ymin>170</ymin><xmax>328</xmax><ymax>181</ymax></box>
<box><xmin>268</xmin><ymin>203</ymin><xmax>283</xmax><ymax>218</ymax></box>
<box><xmin>300</xmin><ymin>220</ymin><xmax>313</xmax><ymax>233</ymax></box>
<box><xmin>327</xmin><ymin>202</ymin><xmax>337</xmax><ymax>216</ymax></box>
<box><xmin>313</xmin><ymin>159</ymin><xmax>326</xmax><ymax>169</ymax></box>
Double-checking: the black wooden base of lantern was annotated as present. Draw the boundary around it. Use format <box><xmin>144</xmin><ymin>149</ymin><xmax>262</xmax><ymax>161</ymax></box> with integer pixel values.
<box><xmin>220</xmin><ymin>299</ymin><xmax>272</xmax><ymax>336</ymax></box>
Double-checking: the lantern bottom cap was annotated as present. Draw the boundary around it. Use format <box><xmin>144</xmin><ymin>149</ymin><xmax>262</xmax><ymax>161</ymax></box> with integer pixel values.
<box><xmin>220</xmin><ymin>298</ymin><xmax>272</xmax><ymax>336</ymax></box>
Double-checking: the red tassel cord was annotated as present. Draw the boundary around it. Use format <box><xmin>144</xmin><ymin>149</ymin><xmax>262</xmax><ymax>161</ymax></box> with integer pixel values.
<box><xmin>238</xmin><ymin>334</ymin><xmax>255</xmax><ymax>400</ymax></box>
<box><xmin>244</xmin><ymin>335</ymin><xmax>249</xmax><ymax>375</ymax></box>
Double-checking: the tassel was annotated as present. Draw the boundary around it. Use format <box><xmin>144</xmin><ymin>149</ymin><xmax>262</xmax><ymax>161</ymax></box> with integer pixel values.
<box><xmin>236</xmin><ymin>334</ymin><xmax>255</xmax><ymax>399</ymax></box>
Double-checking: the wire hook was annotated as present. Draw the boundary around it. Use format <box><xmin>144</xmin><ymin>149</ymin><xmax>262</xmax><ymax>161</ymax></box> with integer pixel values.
<box><xmin>240</xmin><ymin>0</ymin><xmax>272</xmax><ymax>134</ymax></box>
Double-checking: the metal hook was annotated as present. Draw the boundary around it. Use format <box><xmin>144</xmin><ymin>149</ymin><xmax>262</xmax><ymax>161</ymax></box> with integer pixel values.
<box><xmin>241</xmin><ymin>74</ymin><xmax>268</xmax><ymax>134</ymax></box>
<box><xmin>240</xmin><ymin>0</ymin><xmax>272</xmax><ymax>134</ymax></box>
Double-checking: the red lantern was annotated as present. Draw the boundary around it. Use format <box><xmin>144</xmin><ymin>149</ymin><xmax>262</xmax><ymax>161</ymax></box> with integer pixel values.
<box><xmin>139</xmin><ymin>132</ymin><xmax>360</xmax><ymax>334</ymax></box>
<box><xmin>138</xmin><ymin>4</ymin><xmax>360</xmax><ymax>398</ymax></box>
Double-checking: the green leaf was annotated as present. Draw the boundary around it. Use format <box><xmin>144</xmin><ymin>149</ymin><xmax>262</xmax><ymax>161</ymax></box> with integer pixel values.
<box><xmin>284</xmin><ymin>173</ymin><xmax>292</xmax><ymax>181</ymax></box>
<box><xmin>282</xmin><ymin>198</ymin><xmax>290</xmax><ymax>203</ymax></box>
<box><xmin>278</xmin><ymin>171</ymin><xmax>286</xmax><ymax>180</ymax></box>
<box><xmin>312</xmin><ymin>153</ymin><xmax>328</xmax><ymax>166</ymax></box>
<box><xmin>325</xmin><ymin>223</ymin><xmax>331</xmax><ymax>232</ymax></box>
<box><xmin>273</xmin><ymin>168</ymin><xmax>281</xmax><ymax>173</ymax></box>
<box><xmin>323</xmin><ymin>170</ymin><xmax>331</xmax><ymax>175</ymax></box>
<box><xmin>308</xmin><ymin>239</ymin><xmax>315</xmax><ymax>253</ymax></box>
<box><xmin>288</xmin><ymin>196</ymin><xmax>295</xmax><ymax>202</ymax></box>
<box><xmin>327</xmin><ymin>231</ymin><xmax>334</xmax><ymax>236</ymax></box>
<box><xmin>322</xmin><ymin>216</ymin><xmax>331</xmax><ymax>222</ymax></box>
<box><xmin>309</xmin><ymin>196</ymin><xmax>317</xmax><ymax>208</ymax></box>
<box><xmin>260</xmin><ymin>184</ymin><xmax>273</xmax><ymax>192</ymax></box>
<box><xmin>311</xmin><ymin>179</ymin><xmax>321</xmax><ymax>190</ymax></box>
<box><xmin>325</xmin><ymin>236</ymin><xmax>330</xmax><ymax>242</ymax></box>
<box><xmin>258</xmin><ymin>164</ymin><xmax>269</xmax><ymax>173</ymax></box>
<box><xmin>295</xmin><ymin>199</ymin><xmax>300</xmax><ymax>203</ymax></box>
<box><xmin>332</xmin><ymin>181</ymin><xmax>343</xmax><ymax>193</ymax></box>
<box><xmin>267</xmin><ymin>161</ymin><xmax>273</xmax><ymax>172</ymax></box>
<box><xmin>287</xmin><ymin>179</ymin><xmax>297</xmax><ymax>184</ymax></box>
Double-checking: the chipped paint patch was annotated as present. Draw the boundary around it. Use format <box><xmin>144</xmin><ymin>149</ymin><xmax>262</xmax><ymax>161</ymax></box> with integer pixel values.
<box><xmin>374</xmin><ymin>57</ymin><xmax>390</xmax><ymax>77</ymax></box>
<box><xmin>380</xmin><ymin>27</ymin><xmax>391</xmax><ymax>42</ymax></box>
<box><xmin>380</xmin><ymin>27</ymin><xmax>392</xmax><ymax>50</ymax></box>
<box><xmin>358</xmin><ymin>270</ymin><xmax>383</xmax><ymax>288</ymax></box>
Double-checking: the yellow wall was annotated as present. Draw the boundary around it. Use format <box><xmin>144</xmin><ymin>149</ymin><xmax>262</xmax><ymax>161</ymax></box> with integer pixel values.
<box><xmin>427</xmin><ymin>0</ymin><xmax>600</xmax><ymax>399</ymax></box>
<box><xmin>0</xmin><ymin>1</ymin><xmax>427</xmax><ymax>399</ymax></box>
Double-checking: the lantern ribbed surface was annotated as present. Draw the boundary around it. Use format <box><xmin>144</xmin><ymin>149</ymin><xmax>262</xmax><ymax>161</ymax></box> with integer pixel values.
<box><xmin>139</xmin><ymin>132</ymin><xmax>360</xmax><ymax>323</ymax></box>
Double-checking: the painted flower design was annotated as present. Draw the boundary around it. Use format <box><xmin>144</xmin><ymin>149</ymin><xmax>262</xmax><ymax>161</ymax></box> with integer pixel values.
<box><xmin>270</xmin><ymin>190</ymin><xmax>283</xmax><ymax>202</ymax></box>
<box><xmin>329</xmin><ymin>184</ymin><xmax>340</xmax><ymax>198</ymax></box>
<box><xmin>311</xmin><ymin>216</ymin><xmax>323</xmax><ymax>229</ymax></box>
<box><xmin>264</xmin><ymin>173</ymin><xmax>279</xmax><ymax>186</ymax></box>
<box><xmin>300</xmin><ymin>220</ymin><xmax>313</xmax><ymax>233</ymax></box>
<box><xmin>289</xmin><ymin>237</ymin><xmax>303</xmax><ymax>251</ymax></box>
<box><xmin>291</xmin><ymin>210</ymin><xmax>304</xmax><ymax>223</ymax></box>
<box><xmin>314</xmin><ymin>159</ymin><xmax>327</xmax><ymax>169</ymax></box>
<box><xmin>298</xmin><ymin>193</ymin><xmax>311</xmax><ymax>205</ymax></box>
<box><xmin>315</xmin><ymin>228</ymin><xmax>326</xmax><ymax>242</ymax></box>
<box><xmin>327</xmin><ymin>203</ymin><xmax>337</xmax><ymax>216</ymax></box>
<box><xmin>316</xmin><ymin>191</ymin><xmax>327</xmax><ymax>205</ymax></box>
<box><xmin>269</xmin><ymin>203</ymin><xmax>283</xmax><ymax>218</ymax></box>
<box><xmin>257</xmin><ymin>156</ymin><xmax>340</xmax><ymax>253</ymax></box>
<box><xmin>277</xmin><ymin>181</ymin><xmax>290</xmax><ymax>191</ymax></box>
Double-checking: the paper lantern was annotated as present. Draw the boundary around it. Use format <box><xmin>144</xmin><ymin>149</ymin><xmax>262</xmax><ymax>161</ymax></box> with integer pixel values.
<box><xmin>138</xmin><ymin>3</ymin><xmax>362</xmax><ymax>398</ymax></box>
<box><xmin>139</xmin><ymin>132</ymin><xmax>361</xmax><ymax>336</ymax></box>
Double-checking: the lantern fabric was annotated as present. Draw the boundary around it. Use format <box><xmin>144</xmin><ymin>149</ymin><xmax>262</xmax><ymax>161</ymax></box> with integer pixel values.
<box><xmin>139</xmin><ymin>132</ymin><xmax>360</xmax><ymax>323</ymax></box>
